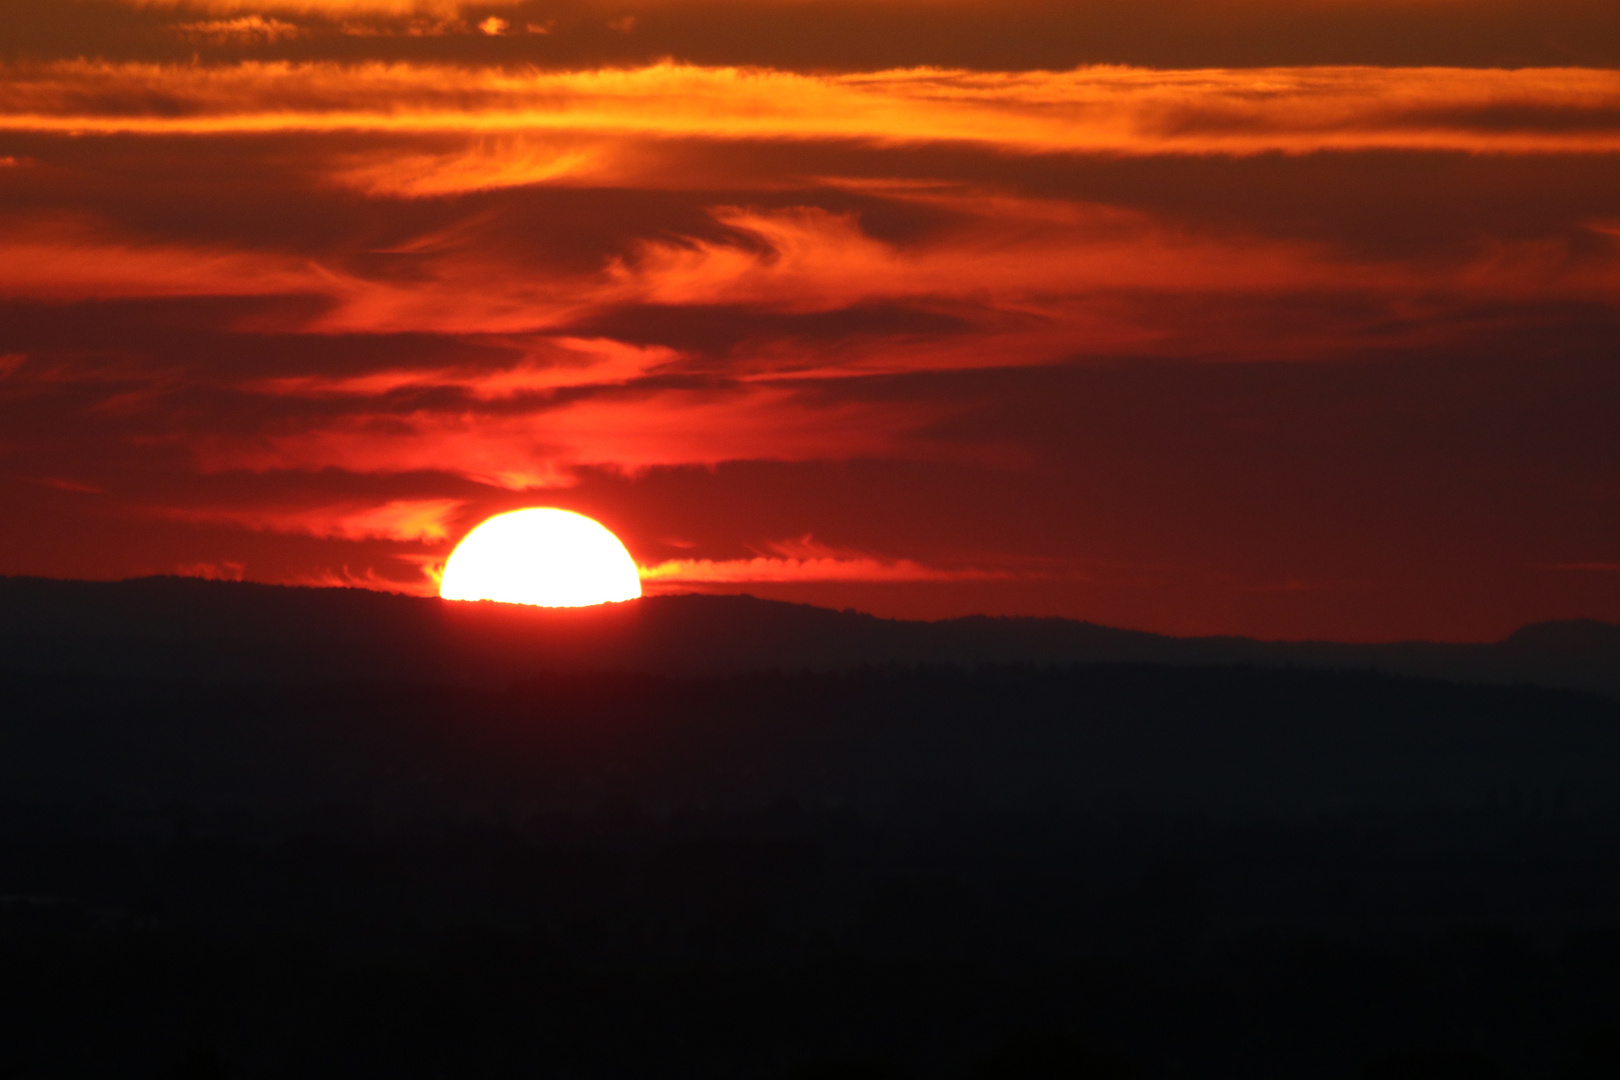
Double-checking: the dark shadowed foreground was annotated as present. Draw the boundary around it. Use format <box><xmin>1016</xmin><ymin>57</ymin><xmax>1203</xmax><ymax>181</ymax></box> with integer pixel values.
<box><xmin>5</xmin><ymin>581</ymin><xmax>1620</xmax><ymax>1078</ymax></box>
<box><xmin>3</xmin><ymin>576</ymin><xmax>1618</xmax><ymax>696</ymax></box>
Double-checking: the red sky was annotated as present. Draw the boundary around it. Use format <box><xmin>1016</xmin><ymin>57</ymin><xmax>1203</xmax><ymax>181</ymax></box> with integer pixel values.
<box><xmin>2</xmin><ymin>0</ymin><xmax>1618</xmax><ymax>641</ymax></box>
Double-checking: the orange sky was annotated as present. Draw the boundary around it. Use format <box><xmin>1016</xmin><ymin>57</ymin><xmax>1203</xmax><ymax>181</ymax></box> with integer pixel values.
<box><xmin>1</xmin><ymin>0</ymin><xmax>1617</xmax><ymax>640</ymax></box>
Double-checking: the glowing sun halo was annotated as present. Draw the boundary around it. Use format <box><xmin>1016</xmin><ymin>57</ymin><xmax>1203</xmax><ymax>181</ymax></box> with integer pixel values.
<box><xmin>438</xmin><ymin>508</ymin><xmax>642</xmax><ymax>607</ymax></box>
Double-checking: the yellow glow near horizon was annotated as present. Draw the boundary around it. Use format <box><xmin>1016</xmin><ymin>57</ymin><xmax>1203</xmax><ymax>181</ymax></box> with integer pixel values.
<box><xmin>438</xmin><ymin>507</ymin><xmax>642</xmax><ymax>607</ymax></box>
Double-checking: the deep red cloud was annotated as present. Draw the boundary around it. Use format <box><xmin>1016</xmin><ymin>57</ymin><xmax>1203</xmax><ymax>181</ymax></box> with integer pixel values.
<box><xmin>163</xmin><ymin>497</ymin><xmax>466</xmax><ymax>542</ymax></box>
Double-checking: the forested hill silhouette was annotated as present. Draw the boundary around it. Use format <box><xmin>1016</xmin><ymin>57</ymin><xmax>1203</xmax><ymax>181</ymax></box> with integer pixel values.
<box><xmin>2</xmin><ymin>574</ymin><xmax>1616</xmax><ymax>696</ymax></box>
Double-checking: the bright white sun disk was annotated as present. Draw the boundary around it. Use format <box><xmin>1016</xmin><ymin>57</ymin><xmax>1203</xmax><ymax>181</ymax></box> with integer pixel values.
<box><xmin>439</xmin><ymin>508</ymin><xmax>642</xmax><ymax>607</ymax></box>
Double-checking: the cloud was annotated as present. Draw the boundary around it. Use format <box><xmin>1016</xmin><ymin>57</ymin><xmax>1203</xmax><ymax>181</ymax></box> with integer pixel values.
<box><xmin>0</xmin><ymin>216</ymin><xmax>595</xmax><ymax>334</ymax></box>
<box><xmin>330</xmin><ymin>139</ymin><xmax>604</xmax><ymax>196</ymax></box>
<box><xmin>5</xmin><ymin>190</ymin><xmax>1611</xmax><ymax>359</ymax></box>
<box><xmin>591</xmin><ymin>198</ymin><xmax>1620</xmax><ymax>373</ymax></box>
<box><xmin>174</xmin><ymin>16</ymin><xmax>302</xmax><ymax>42</ymax></box>
<box><xmin>290</xmin><ymin>563</ymin><xmax>438</xmax><ymax>594</ymax></box>
<box><xmin>25</xmin><ymin>476</ymin><xmax>107</xmax><ymax>494</ymax></box>
<box><xmin>125</xmin><ymin>0</ymin><xmax>511</xmax><ymax>14</ymax></box>
<box><xmin>0</xmin><ymin>219</ymin><xmax>328</xmax><ymax>300</ymax></box>
<box><xmin>639</xmin><ymin>535</ymin><xmax>1012</xmax><ymax>584</ymax></box>
<box><xmin>251</xmin><ymin>337</ymin><xmax>680</xmax><ymax>396</ymax></box>
<box><xmin>190</xmin><ymin>386</ymin><xmax>947</xmax><ymax>487</ymax></box>
<box><xmin>609</xmin><ymin>201</ymin><xmax>1354</xmax><ymax>311</ymax></box>
<box><xmin>331</xmin><ymin>15</ymin><xmax>471</xmax><ymax>35</ymax></box>
<box><xmin>2</xmin><ymin>62</ymin><xmax>1617</xmax><ymax>156</ymax></box>
<box><xmin>167</xmin><ymin>498</ymin><xmax>466</xmax><ymax>541</ymax></box>
<box><xmin>176</xmin><ymin>560</ymin><xmax>246</xmax><ymax>580</ymax></box>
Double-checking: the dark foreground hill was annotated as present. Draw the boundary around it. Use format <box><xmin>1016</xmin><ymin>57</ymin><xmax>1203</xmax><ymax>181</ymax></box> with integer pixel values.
<box><xmin>5</xmin><ymin>577</ymin><xmax>1620</xmax><ymax>1079</ymax></box>
<box><xmin>2</xmin><ymin>575</ymin><xmax>1618</xmax><ymax>697</ymax></box>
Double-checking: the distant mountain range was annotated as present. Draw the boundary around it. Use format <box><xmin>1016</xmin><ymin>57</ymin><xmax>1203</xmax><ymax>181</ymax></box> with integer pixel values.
<box><xmin>2</xmin><ymin>575</ymin><xmax>1616</xmax><ymax>698</ymax></box>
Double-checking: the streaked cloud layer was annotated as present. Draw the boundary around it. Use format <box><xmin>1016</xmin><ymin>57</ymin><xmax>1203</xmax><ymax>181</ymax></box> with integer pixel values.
<box><xmin>5</xmin><ymin>62</ymin><xmax>1619</xmax><ymax>156</ymax></box>
<box><xmin>1</xmin><ymin>0</ymin><xmax>1616</xmax><ymax>639</ymax></box>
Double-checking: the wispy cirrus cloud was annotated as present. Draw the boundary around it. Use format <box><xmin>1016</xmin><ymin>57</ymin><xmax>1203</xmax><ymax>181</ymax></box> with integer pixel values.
<box><xmin>609</xmin><ymin>202</ymin><xmax>1370</xmax><ymax>312</ymax></box>
<box><xmin>7</xmin><ymin>193</ymin><xmax>1613</xmax><ymax>361</ymax></box>
<box><xmin>331</xmin><ymin>139</ymin><xmax>603</xmax><ymax>195</ymax></box>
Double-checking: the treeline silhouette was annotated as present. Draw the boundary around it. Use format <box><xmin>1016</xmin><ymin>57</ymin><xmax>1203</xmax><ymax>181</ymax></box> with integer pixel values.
<box><xmin>5</xmin><ymin>663</ymin><xmax>1620</xmax><ymax>1078</ymax></box>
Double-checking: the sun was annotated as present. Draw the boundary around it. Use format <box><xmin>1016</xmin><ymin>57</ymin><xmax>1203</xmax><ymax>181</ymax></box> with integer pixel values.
<box><xmin>438</xmin><ymin>508</ymin><xmax>642</xmax><ymax>607</ymax></box>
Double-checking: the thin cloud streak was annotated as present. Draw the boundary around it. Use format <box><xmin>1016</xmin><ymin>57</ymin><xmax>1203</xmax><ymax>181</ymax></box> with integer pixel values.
<box><xmin>250</xmin><ymin>339</ymin><xmax>679</xmax><ymax>396</ymax></box>
<box><xmin>333</xmin><ymin>140</ymin><xmax>602</xmax><ymax>195</ymax></box>
<box><xmin>165</xmin><ymin>498</ymin><xmax>466</xmax><ymax>542</ymax></box>
<box><xmin>0</xmin><ymin>223</ymin><xmax>329</xmax><ymax>300</ymax></box>
<box><xmin>175</xmin><ymin>16</ymin><xmax>304</xmax><ymax>43</ymax></box>
<box><xmin>291</xmin><ymin>563</ymin><xmax>440</xmax><ymax>595</ymax></box>
<box><xmin>126</xmin><ymin>0</ymin><xmax>510</xmax><ymax>13</ymax></box>
<box><xmin>640</xmin><ymin>536</ymin><xmax>1014</xmax><ymax>585</ymax></box>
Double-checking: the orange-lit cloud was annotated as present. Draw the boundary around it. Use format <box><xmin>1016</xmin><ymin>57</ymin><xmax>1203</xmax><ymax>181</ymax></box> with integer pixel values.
<box><xmin>128</xmin><ymin>0</ymin><xmax>513</xmax><ymax>13</ymax></box>
<box><xmin>640</xmin><ymin>535</ymin><xmax>1011</xmax><ymax>585</ymax></box>
<box><xmin>611</xmin><ymin>202</ymin><xmax>1360</xmax><ymax>310</ymax></box>
<box><xmin>0</xmin><ymin>61</ymin><xmax>1612</xmax><ymax>372</ymax></box>
<box><xmin>2</xmin><ymin>62</ymin><xmax>1617</xmax><ymax>156</ymax></box>
<box><xmin>591</xmin><ymin>198</ymin><xmax>1620</xmax><ymax>371</ymax></box>
<box><xmin>0</xmin><ymin>216</ymin><xmax>595</xmax><ymax>333</ymax></box>
<box><xmin>7</xmin><ymin>192</ymin><xmax>1612</xmax><ymax>357</ymax></box>
<box><xmin>167</xmin><ymin>498</ymin><xmax>466</xmax><ymax>541</ymax></box>
<box><xmin>175</xmin><ymin>16</ymin><xmax>302</xmax><ymax>42</ymax></box>
<box><xmin>330</xmin><ymin>139</ymin><xmax>605</xmax><ymax>196</ymax></box>
<box><xmin>0</xmin><ymin>219</ymin><xmax>329</xmax><ymax>301</ymax></box>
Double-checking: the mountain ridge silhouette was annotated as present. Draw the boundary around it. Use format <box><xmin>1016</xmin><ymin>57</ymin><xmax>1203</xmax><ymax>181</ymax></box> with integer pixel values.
<box><xmin>2</xmin><ymin>574</ymin><xmax>1615</xmax><ymax>698</ymax></box>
